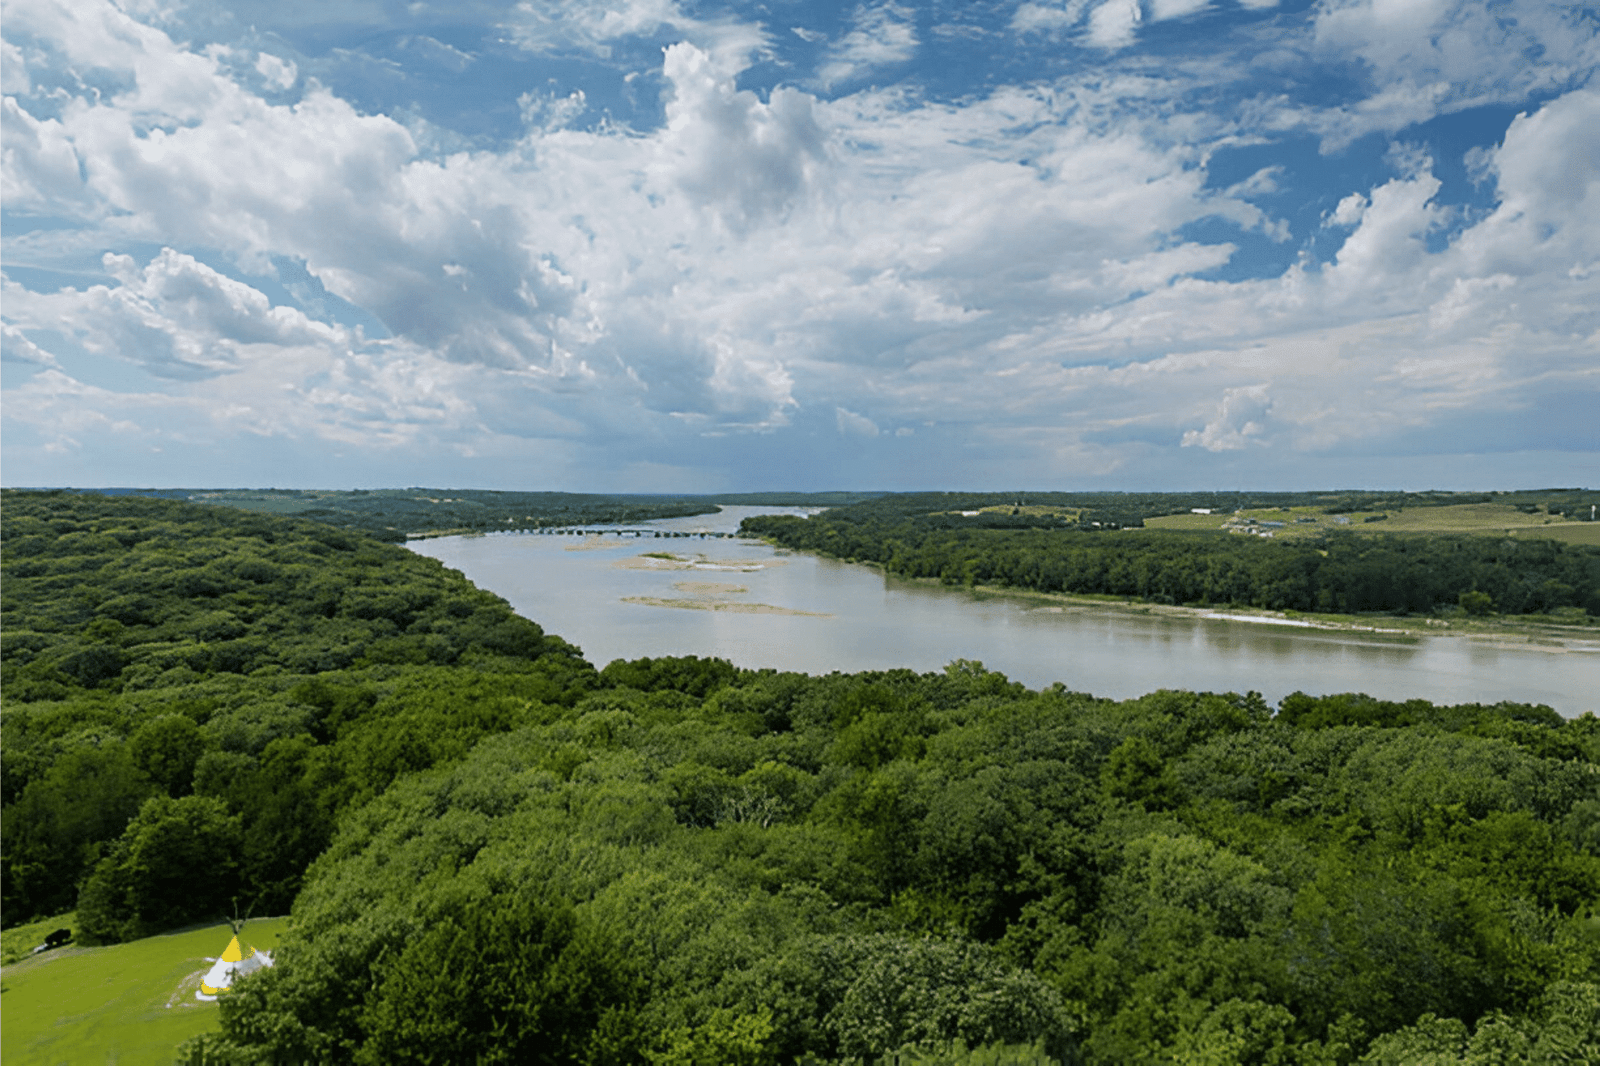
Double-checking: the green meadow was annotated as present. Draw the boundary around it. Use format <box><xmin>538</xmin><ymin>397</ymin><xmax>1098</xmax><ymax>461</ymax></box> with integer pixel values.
<box><xmin>1146</xmin><ymin>501</ymin><xmax>1600</xmax><ymax>545</ymax></box>
<box><xmin>1</xmin><ymin>918</ymin><xmax>288</xmax><ymax>1066</ymax></box>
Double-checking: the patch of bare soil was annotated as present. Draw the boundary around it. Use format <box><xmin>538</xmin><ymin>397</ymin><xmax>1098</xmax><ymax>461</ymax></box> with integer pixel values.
<box><xmin>614</xmin><ymin>553</ymin><xmax>787</xmax><ymax>572</ymax></box>
<box><xmin>673</xmin><ymin>581</ymin><xmax>749</xmax><ymax>594</ymax></box>
<box><xmin>621</xmin><ymin>596</ymin><xmax>829</xmax><ymax>616</ymax></box>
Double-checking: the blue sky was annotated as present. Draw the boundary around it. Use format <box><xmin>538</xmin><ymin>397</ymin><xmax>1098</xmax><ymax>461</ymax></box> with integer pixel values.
<box><xmin>2</xmin><ymin>0</ymin><xmax>1596</xmax><ymax>491</ymax></box>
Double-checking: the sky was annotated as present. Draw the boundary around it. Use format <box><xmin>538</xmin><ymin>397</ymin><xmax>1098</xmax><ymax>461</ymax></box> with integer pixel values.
<box><xmin>2</xmin><ymin>0</ymin><xmax>1597</xmax><ymax>492</ymax></box>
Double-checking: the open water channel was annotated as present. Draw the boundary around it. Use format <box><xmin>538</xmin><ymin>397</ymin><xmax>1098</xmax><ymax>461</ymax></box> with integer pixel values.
<box><xmin>411</xmin><ymin>506</ymin><xmax>1600</xmax><ymax>717</ymax></box>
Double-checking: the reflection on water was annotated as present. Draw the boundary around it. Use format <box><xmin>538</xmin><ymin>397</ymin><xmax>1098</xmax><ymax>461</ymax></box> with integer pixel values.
<box><xmin>411</xmin><ymin>507</ymin><xmax>1599</xmax><ymax>716</ymax></box>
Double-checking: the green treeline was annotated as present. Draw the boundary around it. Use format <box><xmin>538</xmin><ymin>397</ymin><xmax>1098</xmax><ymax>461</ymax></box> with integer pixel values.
<box><xmin>740</xmin><ymin>511</ymin><xmax>1600</xmax><ymax>617</ymax></box>
<box><xmin>759</xmin><ymin>489</ymin><xmax>1600</xmax><ymax>531</ymax></box>
<box><xmin>53</xmin><ymin>488</ymin><xmax>727</xmax><ymax>542</ymax></box>
<box><xmin>4</xmin><ymin>492</ymin><xmax>1599</xmax><ymax>1064</ymax></box>
<box><xmin>50</xmin><ymin>488</ymin><xmax>887</xmax><ymax>543</ymax></box>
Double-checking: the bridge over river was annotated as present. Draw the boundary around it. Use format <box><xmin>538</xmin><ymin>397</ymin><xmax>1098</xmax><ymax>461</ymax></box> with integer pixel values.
<box><xmin>485</xmin><ymin>526</ymin><xmax>740</xmax><ymax>539</ymax></box>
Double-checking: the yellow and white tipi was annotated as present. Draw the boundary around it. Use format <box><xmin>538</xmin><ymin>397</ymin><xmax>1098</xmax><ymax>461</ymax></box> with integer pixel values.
<box><xmin>196</xmin><ymin>929</ymin><xmax>273</xmax><ymax>1001</ymax></box>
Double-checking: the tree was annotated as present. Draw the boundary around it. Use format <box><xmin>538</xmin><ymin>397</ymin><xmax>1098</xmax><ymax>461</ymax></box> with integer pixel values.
<box><xmin>2</xmin><ymin>742</ymin><xmax>153</xmax><ymax>919</ymax></box>
<box><xmin>130</xmin><ymin>713</ymin><xmax>208</xmax><ymax>795</ymax></box>
<box><xmin>1101</xmin><ymin>736</ymin><xmax>1177</xmax><ymax>809</ymax></box>
<box><xmin>77</xmin><ymin>794</ymin><xmax>242</xmax><ymax>943</ymax></box>
<box><xmin>825</xmin><ymin>935</ymin><xmax>1076</xmax><ymax>1059</ymax></box>
<box><xmin>1360</xmin><ymin>981</ymin><xmax>1600</xmax><ymax>1063</ymax></box>
<box><xmin>353</xmin><ymin>891</ymin><xmax>645</xmax><ymax>1065</ymax></box>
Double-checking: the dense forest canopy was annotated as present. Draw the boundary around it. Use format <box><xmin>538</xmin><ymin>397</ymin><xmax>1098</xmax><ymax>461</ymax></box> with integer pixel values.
<box><xmin>2</xmin><ymin>492</ymin><xmax>1597</xmax><ymax>1065</ymax></box>
<box><xmin>1</xmin><ymin>490</ymin><xmax>596</xmax><ymax>929</ymax></box>
<box><xmin>39</xmin><ymin>486</ymin><xmax>1600</xmax><ymax>544</ymax></box>
<box><xmin>38</xmin><ymin>488</ymin><xmax>886</xmax><ymax>542</ymax></box>
<box><xmin>741</xmin><ymin>506</ymin><xmax>1600</xmax><ymax>619</ymax></box>
<box><xmin>741</xmin><ymin>489</ymin><xmax>1600</xmax><ymax>532</ymax></box>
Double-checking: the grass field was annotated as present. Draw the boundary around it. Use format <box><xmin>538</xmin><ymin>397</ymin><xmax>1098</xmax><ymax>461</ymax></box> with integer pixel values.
<box><xmin>189</xmin><ymin>490</ymin><xmax>350</xmax><ymax>514</ymax></box>
<box><xmin>2</xmin><ymin>913</ymin><xmax>80</xmax><ymax>967</ymax></box>
<box><xmin>1520</xmin><ymin>523</ymin><xmax>1600</xmax><ymax>546</ymax></box>
<box><xmin>1</xmin><ymin>918</ymin><xmax>289</xmax><ymax>1066</ymax></box>
<box><xmin>1145</xmin><ymin>505</ymin><xmax>1378</xmax><ymax>541</ymax></box>
<box><xmin>936</xmin><ymin>505</ymin><xmax>1082</xmax><ymax>520</ymax></box>
<box><xmin>1145</xmin><ymin>502</ymin><xmax>1600</xmax><ymax>545</ymax></box>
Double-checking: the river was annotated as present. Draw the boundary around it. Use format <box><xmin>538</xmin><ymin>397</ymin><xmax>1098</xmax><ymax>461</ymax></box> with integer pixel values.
<box><xmin>410</xmin><ymin>506</ymin><xmax>1600</xmax><ymax>716</ymax></box>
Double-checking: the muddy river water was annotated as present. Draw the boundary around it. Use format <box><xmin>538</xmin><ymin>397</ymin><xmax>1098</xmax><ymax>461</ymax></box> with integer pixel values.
<box><xmin>411</xmin><ymin>507</ymin><xmax>1600</xmax><ymax>716</ymax></box>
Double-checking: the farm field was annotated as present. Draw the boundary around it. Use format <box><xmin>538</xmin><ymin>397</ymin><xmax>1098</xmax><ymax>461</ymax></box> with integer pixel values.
<box><xmin>1146</xmin><ymin>502</ymin><xmax>1600</xmax><ymax>544</ymax></box>
<box><xmin>1522</xmin><ymin>523</ymin><xmax>1600</xmax><ymax>546</ymax></box>
<box><xmin>1367</xmin><ymin>503</ymin><xmax>1600</xmax><ymax>545</ymax></box>
<box><xmin>1144</xmin><ymin>505</ymin><xmax>1348</xmax><ymax>540</ymax></box>
<box><xmin>1</xmin><ymin>918</ymin><xmax>289</xmax><ymax>1066</ymax></box>
<box><xmin>938</xmin><ymin>504</ymin><xmax>1082</xmax><ymax>520</ymax></box>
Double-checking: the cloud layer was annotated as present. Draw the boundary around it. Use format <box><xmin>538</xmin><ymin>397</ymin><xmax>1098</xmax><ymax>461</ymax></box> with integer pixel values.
<box><xmin>2</xmin><ymin>0</ymin><xmax>1595</xmax><ymax>490</ymax></box>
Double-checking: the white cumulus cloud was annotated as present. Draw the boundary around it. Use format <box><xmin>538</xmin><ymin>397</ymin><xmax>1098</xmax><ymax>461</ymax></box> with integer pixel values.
<box><xmin>1011</xmin><ymin>1</ymin><xmax>1090</xmax><ymax>35</ymax></box>
<box><xmin>1309</xmin><ymin>0</ymin><xmax>1598</xmax><ymax>146</ymax></box>
<box><xmin>1182</xmin><ymin>383</ymin><xmax>1272</xmax><ymax>451</ymax></box>
<box><xmin>254</xmin><ymin>51</ymin><xmax>296</xmax><ymax>89</ymax></box>
<box><xmin>1086</xmin><ymin>0</ymin><xmax>1143</xmax><ymax>50</ymax></box>
<box><xmin>817</xmin><ymin>3</ymin><xmax>919</xmax><ymax>89</ymax></box>
<box><xmin>836</xmin><ymin>407</ymin><xmax>881</xmax><ymax>437</ymax></box>
<box><xmin>2</xmin><ymin>0</ymin><xmax>1596</xmax><ymax>489</ymax></box>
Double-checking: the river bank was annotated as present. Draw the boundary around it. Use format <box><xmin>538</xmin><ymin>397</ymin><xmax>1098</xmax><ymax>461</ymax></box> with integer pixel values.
<box><xmin>933</xmin><ymin>579</ymin><xmax>1600</xmax><ymax>653</ymax></box>
<box><xmin>652</xmin><ymin>542</ymin><xmax>1597</xmax><ymax>652</ymax></box>
<box><xmin>763</xmin><ymin>540</ymin><xmax>1600</xmax><ymax>653</ymax></box>
<box><xmin>412</xmin><ymin>521</ymin><xmax>1600</xmax><ymax>714</ymax></box>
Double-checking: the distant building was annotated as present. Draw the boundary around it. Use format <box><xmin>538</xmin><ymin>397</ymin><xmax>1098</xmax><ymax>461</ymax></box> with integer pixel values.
<box><xmin>1191</xmin><ymin>508</ymin><xmax>1212</xmax><ymax>514</ymax></box>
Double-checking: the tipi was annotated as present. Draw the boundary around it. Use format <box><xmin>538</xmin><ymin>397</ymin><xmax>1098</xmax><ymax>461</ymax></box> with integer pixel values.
<box><xmin>196</xmin><ymin>929</ymin><xmax>273</xmax><ymax>1001</ymax></box>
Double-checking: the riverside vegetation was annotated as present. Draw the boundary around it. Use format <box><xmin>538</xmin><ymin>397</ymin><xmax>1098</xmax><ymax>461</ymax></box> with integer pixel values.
<box><xmin>3</xmin><ymin>490</ymin><xmax>1598</xmax><ymax>1065</ymax></box>
<box><xmin>740</xmin><ymin>493</ymin><xmax>1600</xmax><ymax>621</ymax></box>
<box><xmin>67</xmin><ymin>488</ymin><xmax>882</xmax><ymax>542</ymax></box>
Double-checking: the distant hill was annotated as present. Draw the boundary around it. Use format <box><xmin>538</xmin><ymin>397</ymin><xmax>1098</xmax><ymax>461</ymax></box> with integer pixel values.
<box><xmin>26</xmin><ymin>488</ymin><xmax>888</xmax><ymax>542</ymax></box>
